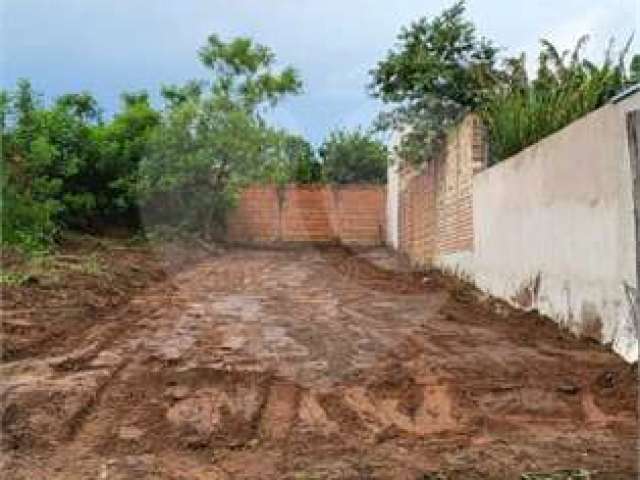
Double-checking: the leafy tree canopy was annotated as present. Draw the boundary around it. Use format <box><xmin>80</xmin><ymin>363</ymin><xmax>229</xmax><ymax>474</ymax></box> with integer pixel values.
<box><xmin>133</xmin><ymin>34</ymin><xmax>304</xmax><ymax>237</ymax></box>
<box><xmin>319</xmin><ymin>129</ymin><xmax>388</xmax><ymax>184</ymax></box>
<box><xmin>1</xmin><ymin>80</ymin><xmax>161</xmax><ymax>249</ymax></box>
<box><xmin>370</xmin><ymin>1</ymin><xmax>637</xmax><ymax>165</ymax></box>
<box><xmin>280</xmin><ymin>134</ymin><xmax>322</xmax><ymax>184</ymax></box>
<box><xmin>160</xmin><ymin>80</ymin><xmax>204</xmax><ymax>110</ymax></box>
<box><xmin>369</xmin><ymin>0</ymin><xmax>499</xmax><ymax>163</ymax></box>
<box><xmin>55</xmin><ymin>92</ymin><xmax>102</xmax><ymax>123</ymax></box>
<box><xmin>198</xmin><ymin>34</ymin><xmax>302</xmax><ymax>112</ymax></box>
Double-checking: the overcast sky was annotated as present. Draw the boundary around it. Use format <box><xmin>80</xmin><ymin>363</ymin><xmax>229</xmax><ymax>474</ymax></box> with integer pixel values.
<box><xmin>1</xmin><ymin>0</ymin><xmax>638</xmax><ymax>143</ymax></box>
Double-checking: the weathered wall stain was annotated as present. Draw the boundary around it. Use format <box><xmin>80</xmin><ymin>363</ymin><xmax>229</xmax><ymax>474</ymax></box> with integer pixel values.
<box><xmin>511</xmin><ymin>273</ymin><xmax>542</xmax><ymax>309</ymax></box>
<box><xmin>623</xmin><ymin>282</ymin><xmax>638</xmax><ymax>342</ymax></box>
<box><xmin>580</xmin><ymin>301</ymin><xmax>603</xmax><ymax>342</ymax></box>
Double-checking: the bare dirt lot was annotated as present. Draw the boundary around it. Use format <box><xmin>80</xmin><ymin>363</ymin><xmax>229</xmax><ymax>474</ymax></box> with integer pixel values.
<box><xmin>1</xmin><ymin>241</ymin><xmax>637</xmax><ymax>479</ymax></box>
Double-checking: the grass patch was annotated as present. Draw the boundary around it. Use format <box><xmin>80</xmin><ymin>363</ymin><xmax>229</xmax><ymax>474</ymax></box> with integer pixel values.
<box><xmin>0</xmin><ymin>270</ymin><xmax>34</xmax><ymax>287</ymax></box>
<box><xmin>1</xmin><ymin>238</ymin><xmax>111</xmax><ymax>288</ymax></box>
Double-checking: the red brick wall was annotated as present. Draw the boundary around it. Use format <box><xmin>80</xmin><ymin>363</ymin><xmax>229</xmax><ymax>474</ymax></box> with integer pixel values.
<box><xmin>281</xmin><ymin>187</ymin><xmax>333</xmax><ymax>242</ymax></box>
<box><xmin>397</xmin><ymin>114</ymin><xmax>487</xmax><ymax>266</ymax></box>
<box><xmin>226</xmin><ymin>186</ymin><xmax>281</xmax><ymax>241</ymax></box>
<box><xmin>334</xmin><ymin>188</ymin><xmax>386</xmax><ymax>243</ymax></box>
<box><xmin>436</xmin><ymin>114</ymin><xmax>486</xmax><ymax>257</ymax></box>
<box><xmin>227</xmin><ymin>185</ymin><xmax>386</xmax><ymax>245</ymax></box>
<box><xmin>399</xmin><ymin>167</ymin><xmax>432</xmax><ymax>267</ymax></box>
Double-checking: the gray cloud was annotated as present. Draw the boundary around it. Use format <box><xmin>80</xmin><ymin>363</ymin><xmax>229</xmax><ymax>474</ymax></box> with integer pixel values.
<box><xmin>2</xmin><ymin>0</ymin><xmax>637</xmax><ymax>144</ymax></box>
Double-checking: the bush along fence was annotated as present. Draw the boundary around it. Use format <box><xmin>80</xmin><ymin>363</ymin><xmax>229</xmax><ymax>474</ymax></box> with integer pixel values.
<box><xmin>226</xmin><ymin>184</ymin><xmax>386</xmax><ymax>245</ymax></box>
<box><xmin>388</xmin><ymin>93</ymin><xmax>640</xmax><ymax>363</ymax></box>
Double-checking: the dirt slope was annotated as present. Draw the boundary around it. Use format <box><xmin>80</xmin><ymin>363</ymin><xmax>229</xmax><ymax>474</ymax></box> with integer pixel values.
<box><xmin>1</xmin><ymin>244</ymin><xmax>637</xmax><ymax>479</ymax></box>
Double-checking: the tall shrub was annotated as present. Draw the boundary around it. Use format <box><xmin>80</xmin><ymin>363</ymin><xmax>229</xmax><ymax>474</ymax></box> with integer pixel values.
<box><xmin>319</xmin><ymin>129</ymin><xmax>388</xmax><ymax>184</ymax></box>
<box><xmin>132</xmin><ymin>34</ymin><xmax>303</xmax><ymax>238</ymax></box>
<box><xmin>481</xmin><ymin>36</ymin><xmax>635</xmax><ymax>162</ymax></box>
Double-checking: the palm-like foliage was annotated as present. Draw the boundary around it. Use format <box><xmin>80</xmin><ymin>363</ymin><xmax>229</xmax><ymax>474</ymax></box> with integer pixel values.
<box><xmin>481</xmin><ymin>36</ymin><xmax>636</xmax><ymax>162</ymax></box>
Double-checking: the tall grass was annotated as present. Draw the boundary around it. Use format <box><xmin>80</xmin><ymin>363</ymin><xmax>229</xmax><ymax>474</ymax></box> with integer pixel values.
<box><xmin>481</xmin><ymin>36</ymin><xmax>635</xmax><ymax>163</ymax></box>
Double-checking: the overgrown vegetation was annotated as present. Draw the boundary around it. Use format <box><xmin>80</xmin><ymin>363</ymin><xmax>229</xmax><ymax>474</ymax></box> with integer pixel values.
<box><xmin>6</xmin><ymin>3</ymin><xmax>633</xmax><ymax>254</ymax></box>
<box><xmin>371</xmin><ymin>0</ymin><xmax>639</xmax><ymax>164</ymax></box>
<box><xmin>1</xmin><ymin>34</ymin><xmax>389</xmax><ymax>252</ymax></box>
<box><xmin>130</xmin><ymin>34</ymin><xmax>304</xmax><ymax>238</ymax></box>
<box><xmin>1</xmin><ymin>80</ymin><xmax>160</xmax><ymax>252</ymax></box>
<box><xmin>319</xmin><ymin>129</ymin><xmax>387</xmax><ymax>184</ymax></box>
<box><xmin>481</xmin><ymin>37</ymin><xmax>636</xmax><ymax>161</ymax></box>
<box><xmin>369</xmin><ymin>0</ymin><xmax>500</xmax><ymax>163</ymax></box>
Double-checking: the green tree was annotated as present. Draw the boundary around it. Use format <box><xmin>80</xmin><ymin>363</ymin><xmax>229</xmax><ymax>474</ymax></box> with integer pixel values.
<box><xmin>369</xmin><ymin>0</ymin><xmax>499</xmax><ymax>163</ymax></box>
<box><xmin>135</xmin><ymin>99</ymin><xmax>264</xmax><ymax>237</ymax></box>
<box><xmin>0</xmin><ymin>89</ymin><xmax>11</xmax><ymax>133</ymax></box>
<box><xmin>2</xmin><ymin>81</ymin><xmax>69</xmax><ymax>248</ymax></box>
<box><xmin>134</xmin><ymin>34</ymin><xmax>303</xmax><ymax>237</ymax></box>
<box><xmin>1</xmin><ymin>81</ymin><xmax>161</xmax><ymax>248</ymax></box>
<box><xmin>11</xmin><ymin>79</ymin><xmax>41</xmax><ymax>152</ymax></box>
<box><xmin>1</xmin><ymin>36</ymin><xmax>315</xmax><ymax>249</ymax></box>
<box><xmin>282</xmin><ymin>134</ymin><xmax>322</xmax><ymax>184</ymax></box>
<box><xmin>93</xmin><ymin>91</ymin><xmax>160</xmax><ymax>218</ymax></box>
<box><xmin>160</xmin><ymin>80</ymin><xmax>204</xmax><ymax>110</ymax></box>
<box><xmin>198</xmin><ymin>34</ymin><xmax>302</xmax><ymax>111</ymax></box>
<box><xmin>245</xmin><ymin>132</ymin><xmax>321</xmax><ymax>185</ymax></box>
<box><xmin>55</xmin><ymin>92</ymin><xmax>102</xmax><ymax>123</ymax></box>
<box><xmin>319</xmin><ymin>129</ymin><xmax>388</xmax><ymax>184</ymax></box>
<box><xmin>630</xmin><ymin>54</ymin><xmax>640</xmax><ymax>84</ymax></box>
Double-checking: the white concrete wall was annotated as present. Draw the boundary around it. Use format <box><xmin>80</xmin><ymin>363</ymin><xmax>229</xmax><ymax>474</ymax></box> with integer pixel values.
<box><xmin>471</xmin><ymin>93</ymin><xmax>639</xmax><ymax>362</ymax></box>
<box><xmin>434</xmin><ymin>250</ymin><xmax>475</xmax><ymax>280</ymax></box>
<box><xmin>386</xmin><ymin>132</ymin><xmax>401</xmax><ymax>249</ymax></box>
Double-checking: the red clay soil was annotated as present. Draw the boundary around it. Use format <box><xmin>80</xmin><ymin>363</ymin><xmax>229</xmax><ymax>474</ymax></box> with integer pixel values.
<box><xmin>0</xmin><ymin>242</ymin><xmax>637</xmax><ymax>479</ymax></box>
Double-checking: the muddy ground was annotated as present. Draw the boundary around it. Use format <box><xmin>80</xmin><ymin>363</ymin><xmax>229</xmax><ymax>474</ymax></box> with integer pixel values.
<box><xmin>0</xmin><ymin>240</ymin><xmax>637</xmax><ymax>479</ymax></box>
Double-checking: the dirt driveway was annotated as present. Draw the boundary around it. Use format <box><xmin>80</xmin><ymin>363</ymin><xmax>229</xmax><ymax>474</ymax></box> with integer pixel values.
<box><xmin>1</xmin><ymin>246</ymin><xmax>637</xmax><ymax>479</ymax></box>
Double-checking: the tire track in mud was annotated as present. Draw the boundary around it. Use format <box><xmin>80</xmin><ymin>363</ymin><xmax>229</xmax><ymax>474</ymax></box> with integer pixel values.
<box><xmin>38</xmin><ymin>257</ymin><xmax>285</xmax><ymax>465</ymax></box>
<box><xmin>2</xmin><ymin>247</ymin><xmax>638</xmax><ymax>479</ymax></box>
<box><xmin>0</xmin><ymin>261</ymin><xmax>212</xmax><ymax>470</ymax></box>
<box><xmin>64</xmin><ymin>360</ymin><xmax>128</xmax><ymax>441</ymax></box>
